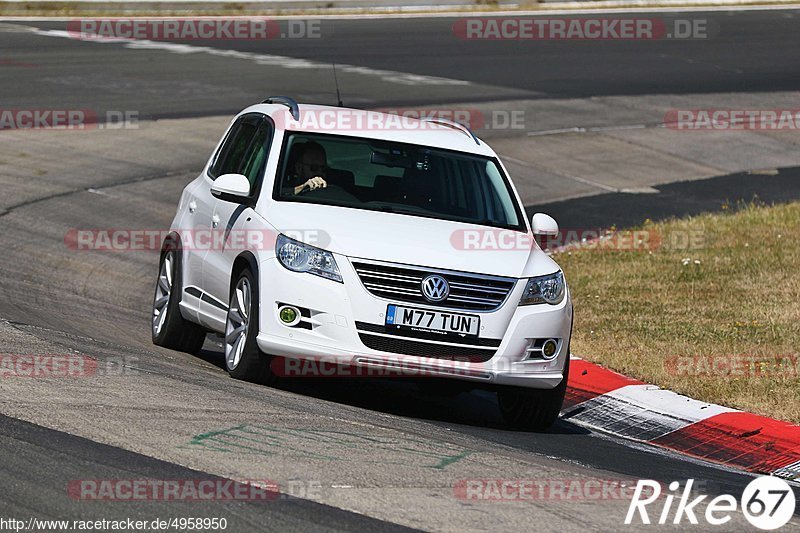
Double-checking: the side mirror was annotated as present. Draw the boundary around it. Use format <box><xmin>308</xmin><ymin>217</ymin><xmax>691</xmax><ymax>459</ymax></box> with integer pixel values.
<box><xmin>531</xmin><ymin>213</ymin><xmax>559</xmax><ymax>236</ymax></box>
<box><xmin>211</xmin><ymin>173</ymin><xmax>251</xmax><ymax>203</ymax></box>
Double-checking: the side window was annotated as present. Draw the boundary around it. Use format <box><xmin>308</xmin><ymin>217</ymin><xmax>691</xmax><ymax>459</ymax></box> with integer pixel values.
<box><xmin>240</xmin><ymin>121</ymin><xmax>273</xmax><ymax>190</ymax></box>
<box><xmin>208</xmin><ymin>115</ymin><xmax>260</xmax><ymax>180</ymax></box>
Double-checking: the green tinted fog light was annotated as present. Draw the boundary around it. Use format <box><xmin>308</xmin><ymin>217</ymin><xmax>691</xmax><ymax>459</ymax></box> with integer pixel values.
<box><xmin>278</xmin><ymin>305</ymin><xmax>301</xmax><ymax>326</ymax></box>
<box><xmin>542</xmin><ymin>339</ymin><xmax>558</xmax><ymax>359</ymax></box>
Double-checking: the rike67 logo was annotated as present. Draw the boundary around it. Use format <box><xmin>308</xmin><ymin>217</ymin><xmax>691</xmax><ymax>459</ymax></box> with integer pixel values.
<box><xmin>626</xmin><ymin>476</ymin><xmax>796</xmax><ymax>529</ymax></box>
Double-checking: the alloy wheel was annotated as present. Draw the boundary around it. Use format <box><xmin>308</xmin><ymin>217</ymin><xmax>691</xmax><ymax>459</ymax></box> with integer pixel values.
<box><xmin>225</xmin><ymin>277</ymin><xmax>251</xmax><ymax>370</ymax></box>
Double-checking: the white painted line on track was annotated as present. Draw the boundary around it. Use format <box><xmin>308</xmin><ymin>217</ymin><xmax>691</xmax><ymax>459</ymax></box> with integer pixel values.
<box><xmin>500</xmin><ymin>153</ymin><xmax>622</xmax><ymax>193</ymax></box>
<box><xmin>28</xmin><ymin>27</ymin><xmax>472</xmax><ymax>87</ymax></box>
<box><xmin>527</xmin><ymin>123</ymin><xmax>664</xmax><ymax>137</ymax></box>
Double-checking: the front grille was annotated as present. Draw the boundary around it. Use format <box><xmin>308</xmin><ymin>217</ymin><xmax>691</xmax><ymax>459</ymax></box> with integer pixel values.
<box><xmin>352</xmin><ymin>261</ymin><xmax>516</xmax><ymax>311</ymax></box>
<box><xmin>357</xmin><ymin>333</ymin><xmax>496</xmax><ymax>362</ymax></box>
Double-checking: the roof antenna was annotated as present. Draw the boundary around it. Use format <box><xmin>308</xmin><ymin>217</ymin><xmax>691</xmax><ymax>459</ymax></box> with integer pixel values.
<box><xmin>332</xmin><ymin>63</ymin><xmax>343</xmax><ymax>107</ymax></box>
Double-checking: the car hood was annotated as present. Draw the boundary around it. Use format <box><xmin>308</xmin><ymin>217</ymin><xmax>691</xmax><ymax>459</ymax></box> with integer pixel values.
<box><xmin>264</xmin><ymin>202</ymin><xmax>561</xmax><ymax>279</ymax></box>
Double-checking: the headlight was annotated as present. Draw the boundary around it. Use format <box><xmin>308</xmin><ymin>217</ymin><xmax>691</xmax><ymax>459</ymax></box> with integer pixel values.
<box><xmin>519</xmin><ymin>272</ymin><xmax>565</xmax><ymax>305</ymax></box>
<box><xmin>276</xmin><ymin>234</ymin><xmax>342</xmax><ymax>283</ymax></box>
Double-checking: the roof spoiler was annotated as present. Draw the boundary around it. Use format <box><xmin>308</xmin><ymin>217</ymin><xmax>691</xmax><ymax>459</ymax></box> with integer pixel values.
<box><xmin>422</xmin><ymin>117</ymin><xmax>480</xmax><ymax>145</ymax></box>
<box><xmin>263</xmin><ymin>96</ymin><xmax>300</xmax><ymax>120</ymax></box>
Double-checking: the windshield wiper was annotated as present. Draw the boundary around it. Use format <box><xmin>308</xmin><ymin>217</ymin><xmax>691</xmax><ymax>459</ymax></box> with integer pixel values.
<box><xmin>375</xmin><ymin>205</ymin><xmax>425</xmax><ymax>216</ymax></box>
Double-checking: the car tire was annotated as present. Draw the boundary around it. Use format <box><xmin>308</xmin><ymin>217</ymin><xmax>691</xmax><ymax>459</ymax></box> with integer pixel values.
<box><xmin>152</xmin><ymin>247</ymin><xmax>207</xmax><ymax>354</ymax></box>
<box><xmin>497</xmin><ymin>351</ymin><xmax>570</xmax><ymax>431</ymax></box>
<box><xmin>224</xmin><ymin>268</ymin><xmax>276</xmax><ymax>385</ymax></box>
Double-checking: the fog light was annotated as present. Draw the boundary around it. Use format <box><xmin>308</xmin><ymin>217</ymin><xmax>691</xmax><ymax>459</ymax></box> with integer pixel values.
<box><xmin>542</xmin><ymin>339</ymin><xmax>558</xmax><ymax>359</ymax></box>
<box><xmin>278</xmin><ymin>305</ymin><xmax>301</xmax><ymax>327</ymax></box>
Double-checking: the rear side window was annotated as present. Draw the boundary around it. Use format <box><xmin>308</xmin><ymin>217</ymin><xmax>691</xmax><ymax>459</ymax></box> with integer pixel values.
<box><xmin>208</xmin><ymin>114</ymin><xmax>262</xmax><ymax>180</ymax></box>
<box><xmin>240</xmin><ymin>122</ymin><xmax>272</xmax><ymax>190</ymax></box>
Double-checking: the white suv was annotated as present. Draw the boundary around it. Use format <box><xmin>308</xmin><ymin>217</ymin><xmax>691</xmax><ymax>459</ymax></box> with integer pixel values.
<box><xmin>152</xmin><ymin>97</ymin><xmax>573</xmax><ymax>430</ymax></box>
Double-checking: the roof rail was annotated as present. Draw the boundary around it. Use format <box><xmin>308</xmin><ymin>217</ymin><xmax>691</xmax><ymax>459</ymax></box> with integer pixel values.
<box><xmin>262</xmin><ymin>96</ymin><xmax>300</xmax><ymax>120</ymax></box>
<box><xmin>423</xmin><ymin>117</ymin><xmax>480</xmax><ymax>145</ymax></box>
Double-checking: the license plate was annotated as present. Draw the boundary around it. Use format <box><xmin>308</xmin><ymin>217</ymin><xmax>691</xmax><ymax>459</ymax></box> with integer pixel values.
<box><xmin>385</xmin><ymin>305</ymin><xmax>480</xmax><ymax>337</ymax></box>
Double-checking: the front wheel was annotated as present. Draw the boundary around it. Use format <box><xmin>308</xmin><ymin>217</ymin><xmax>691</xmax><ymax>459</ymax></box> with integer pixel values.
<box><xmin>497</xmin><ymin>353</ymin><xmax>570</xmax><ymax>431</ymax></box>
<box><xmin>224</xmin><ymin>269</ymin><xmax>276</xmax><ymax>385</ymax></box>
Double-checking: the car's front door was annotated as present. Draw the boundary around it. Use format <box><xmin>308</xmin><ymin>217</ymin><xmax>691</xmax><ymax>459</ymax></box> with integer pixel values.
<box><xmin>199</xmin><ymin>114</ymin><xmax>274</xmax><ymax>330</ymax></box>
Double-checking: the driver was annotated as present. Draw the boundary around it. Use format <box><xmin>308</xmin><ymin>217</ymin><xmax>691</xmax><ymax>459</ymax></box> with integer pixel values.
<box><xmin>287</xmin><ymin>142</ymin><xmax>328</xmax><ymax>195</ymax></box>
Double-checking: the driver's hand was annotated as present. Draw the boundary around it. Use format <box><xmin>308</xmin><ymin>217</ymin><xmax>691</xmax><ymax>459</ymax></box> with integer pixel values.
<box><xmin>304</xmin><ymin>176</ymin><xmax>327</xmax><ymax>191</ymax></box>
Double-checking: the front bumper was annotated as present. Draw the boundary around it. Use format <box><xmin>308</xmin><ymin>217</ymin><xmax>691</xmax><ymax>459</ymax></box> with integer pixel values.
<box><xmin>256</xmin><ymin>255</ymin><xmax>573</xmax><ymax>389</ymax></box>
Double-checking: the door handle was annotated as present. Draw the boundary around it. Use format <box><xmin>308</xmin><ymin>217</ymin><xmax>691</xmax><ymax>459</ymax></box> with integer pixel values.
<box><xmin>212</xmin><ymin>214</ymin><xmax>220</xmax><ymax>228</ymax></box>
<box><xmin>188</xmin><ymin>201</ymin><xmax>197</xmax><ymax>214</ymax></box>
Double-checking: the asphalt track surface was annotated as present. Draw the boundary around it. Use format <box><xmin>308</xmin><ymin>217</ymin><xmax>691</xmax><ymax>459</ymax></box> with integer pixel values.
<box><xmin>0</xmin><ymin>414</ymin><xmax>414</xmax><ymax>531</ymax></box>
<box><xmin>537</xmin><ymin>166</ymin><xmax>800</xmax><ymax>229</ymax></box>
<box><xmin>1</xmin><ymin>9</ymin><xmax>799</xmax><ymax>118</ymax></box>
<box><xmin>1</xmin><ymin>9</ymin><xmax>800</xmax><ymax>531</ymax></box>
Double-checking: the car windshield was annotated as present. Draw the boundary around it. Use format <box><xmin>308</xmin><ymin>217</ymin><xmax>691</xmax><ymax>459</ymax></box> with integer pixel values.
<box><xmin>274</xmin><ymin>132</ymin><xmax>524</xmax><ymax>231</ymax></box>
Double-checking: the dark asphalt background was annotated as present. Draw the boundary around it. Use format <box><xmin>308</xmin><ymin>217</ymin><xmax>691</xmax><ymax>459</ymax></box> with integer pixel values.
<box><xmin>5</xmin><ymin>10</ymin><xmax>800</xmax><ymax>118</ymax></box>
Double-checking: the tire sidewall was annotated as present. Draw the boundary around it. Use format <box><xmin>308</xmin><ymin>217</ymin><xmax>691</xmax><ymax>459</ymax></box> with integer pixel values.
<box><xmin>226</xmin><ymin>268</ymin><xmax>266</xmax><ymax>379</ymax></box>
<box><xmin>498</xmin><ymin>346</ymin><xmax>570</xmax><ymax>430</ymax></box>
<box><xmin>152</xmin><ymin>247</ymin><xmax>181</xmax><ymax>344</ymax></box>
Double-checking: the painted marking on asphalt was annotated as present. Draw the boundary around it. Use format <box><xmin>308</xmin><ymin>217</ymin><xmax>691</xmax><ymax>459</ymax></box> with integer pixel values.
<box><xmin>526</xmin><ymin>123</ymin><xmax>663</xmax><ymax>137</ymax></box>
<box><xmin>182</xmin><ymin>424</ymin><xmax>472</xmax><ymax>468</ymax></box>
<box><xmin>566</xmin><ymin>357</ymin><xmax>800</xmax><ymax>479</ymax></box>
<box><xmin>500</xmin><ymin>153</ymin><xmax>621</xmax><ymax>193</ymax></box>
<box><xmin>32</xmin><ymin>28</ymin><xmax>471</xmax><ymax>87</ymax></box>
<box><xmin>563</xmin><ymin>384</ymin><xmax>734</xmax><ymax>442</ymax></box>
<box><xmin>564</xmin><ymin>358</ymin><xmax>644</xmax><ymax>409</ymax></box>
<box><xmin>773</xmin><ymin>460</ymin><xmax>800</xmax><ymax>480</ymax></box>
<box><xmin>86</xmin><ymin>188</ymin><xmax>114</xmax><ymax>197</ymax></box>
<box><xmin>652</xmin><ymin>412</ymin><xmax>800</xmax><ymax>477</ymax></box>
